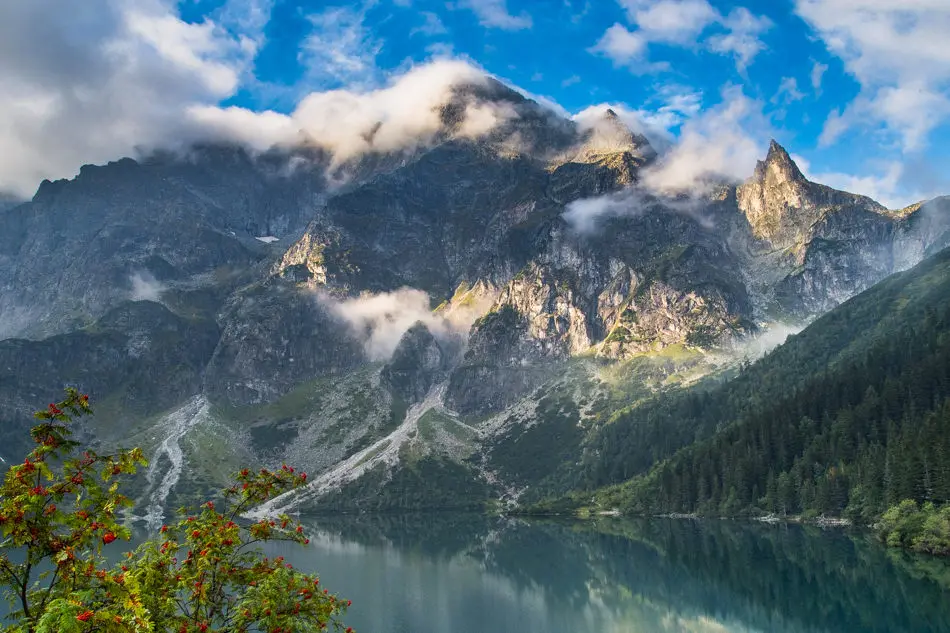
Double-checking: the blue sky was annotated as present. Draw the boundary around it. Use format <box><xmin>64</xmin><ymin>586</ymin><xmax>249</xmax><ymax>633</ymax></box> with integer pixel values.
<box><xmin>1</xmin><ymin>0</ymin><xmax>948</xmax><ymax>207</ymax></box>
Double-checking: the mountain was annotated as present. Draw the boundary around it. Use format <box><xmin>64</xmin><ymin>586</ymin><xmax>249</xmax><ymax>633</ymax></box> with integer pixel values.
<box><xmin>1</xmin><ymin>79</ymin><xmax>949</xmax><ymax>518</ymax></box>
<box><xmin>735</xmin><ymin>140</ymin><xmax>949</xmax><ymax>316</ymax></box>
<box><xmin>561</xmin><ymin>243</ymin><xmax>950</xmax><ymax>521</ymax></box>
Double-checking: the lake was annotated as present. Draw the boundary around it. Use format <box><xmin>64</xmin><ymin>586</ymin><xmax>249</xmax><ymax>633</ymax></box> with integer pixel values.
<box><xmin>260</xmin><ymin>515</ymin><xmax>950</xmax><ymax>633</ymax></box>
<box><xmin>5</xmin><ymin>515</ymin><xmax>949</xmax><ymax>632</ymax></box>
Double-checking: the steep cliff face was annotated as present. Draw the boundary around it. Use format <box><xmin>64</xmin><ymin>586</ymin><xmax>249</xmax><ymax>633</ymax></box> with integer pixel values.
<box><xmin>0</xmin><ymin>147</ymin><xmax>329</xmax><ymax>339</ymax></box>
<box><xmin>204</xmin><ymin>282</ymin><xmax>366</xmax><ymax>406</ymax></box>
<box><xmin>735</xmin><ymin>140</ymin><xmax>878</xmax><ymax>247</ymax></box>
<box><xmin>381</xmin><ymin>323</ymin><xmax>452</xmax><ymax>404</ymax></box>
<box><xmin>445</xmin><ymin>304</ymin><xmax>554</xmax><ymax>416</ymax></box>
<box><xmin>735</xmin><ymin>142</ymin><xmax>950</xmax><ymax>316</ymax></box>
<box><xmin>893</xmin><ymin>197</ymin><xmax>950</xmax><ymax>268</ymax></box>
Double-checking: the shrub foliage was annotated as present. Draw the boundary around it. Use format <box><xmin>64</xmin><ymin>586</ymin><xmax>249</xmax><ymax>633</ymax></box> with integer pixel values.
<box><xmin>0</xmin><ymin>389</ymin><xmax>352</xmax><ymax>633</ymax></box>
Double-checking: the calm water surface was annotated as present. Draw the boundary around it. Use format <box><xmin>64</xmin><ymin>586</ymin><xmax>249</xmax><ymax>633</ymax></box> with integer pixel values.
<box><xmin>259</xmin><ymin>515</ymin><xmax>950</xmax><ymax>633</ymax></box>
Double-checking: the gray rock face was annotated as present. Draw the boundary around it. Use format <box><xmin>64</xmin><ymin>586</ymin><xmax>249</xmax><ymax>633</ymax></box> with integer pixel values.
<box><xmin>0</xmin><ymin>146</ymin><xmax>330</xmax><ymax>339</ymax></box>
<box><xmin>0</xmin><ymin>300</ymin><xmax>219</xmax><ymax>459</ymax></box>
<box><xmin>735</xmin><ymin>140</ymin><xmax>950</xmax><ymax>316</ymax></box>
<box><xmin>446</xmin><ymin>305</ymin><xmax>554</xmax><ymax>416</ymax></box>
<box><xmin>381</xmin><ymin>323</ymin><xmax>449</xmax><ymax>404</ymax></box>
<box><xmin>204</xmin><ymin>282</ymin><xmax>365</xmax><ymax>406</ymax></box>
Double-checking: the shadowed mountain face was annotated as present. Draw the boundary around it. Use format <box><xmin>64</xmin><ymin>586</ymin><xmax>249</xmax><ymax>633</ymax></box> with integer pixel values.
<box><xmin>1</xmin><ymin>82</ymin><xmax>949</xmax><ymax>513</ymax></box>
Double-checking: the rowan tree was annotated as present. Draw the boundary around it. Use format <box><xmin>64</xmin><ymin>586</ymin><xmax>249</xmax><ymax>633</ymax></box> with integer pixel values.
<box><xmin>0</xmin><ymin>389</ymin><xmax>352</xmax><ymax>633</ymax></box>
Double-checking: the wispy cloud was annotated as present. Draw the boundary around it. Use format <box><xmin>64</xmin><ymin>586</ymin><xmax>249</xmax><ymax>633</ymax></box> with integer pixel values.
<box><xmin>706</xmin><ymin>7</ymin><xmax>772</xmax><ymax>73</ymax></box>
<box><xmin>589</xmin><ymin>24</ymin><xmax>652</xmax><ymax>69</ymax></box>
<box><xmin>572</xmin><ymin>87</ymin><xmax>703</xmax><ymax>148</ymax></box>
<box><xmin>641</xmin><ymin>86</ymin><xmax>770</xmax><ymax>194</ymax></box>
<box><xmin>619</xmin><ymin>0</ymin><xmax>717</xmax><ymax>45</ymax></box>
<box><xmin>189</xmin><ymin>60</ymin><xmax>517</xmax><ymax>163</ymax></box>
<box><xmin>810</xmin><ymin>61</ymin><xmax>828</xmax><ymax>94</ymax></box>
<box><xmin>564</xmin><ymin>86</ymin><xmax>773</xmax><ymax>233</ymax></box>
<box><xmin>594</xmin><ymin>1</ymin><xmax>771</xmax><ymax>72</ymax></box>
<box><xmin>411</xmin><ymin>11</ymin><xmax>448</xmax><ymax>37</ymax></box>
<box><xmin>795</xmin><ymin>0</ymin><xmax>950</xmax><ymax>151</ymax></box>
<box><xmin>298</xmin><ymin>5</ymin><xmax>382</xmax><ymax>89</ymax></box>
<box><xmin>561</xmin><ymin>74</ymin><xmax>581</xmax><ymax>88</ymax></box>
<box><xmin>457</xmin><ymin>0</ymin><xmax>532</xmax><ymax>31</ymax></box>
<box><xmin>773</xmin><ymin>77</ymin><xmax>805</xmax><ymax>106</ymax></box>
<box><xmin>793</xmin><ymin>153</ymin><xmax>925</xmax><ymax>210</ymax></box>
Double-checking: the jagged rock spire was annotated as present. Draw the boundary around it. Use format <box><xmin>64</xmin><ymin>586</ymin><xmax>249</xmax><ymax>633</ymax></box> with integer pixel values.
<box><xmin>737</xmin><ymin>139</ymin><xmax>814</xmax><ymax>245</ymax></box>
<box><xmin>752</xmin><ymin>139</ymin><xmax>807</xmax><ymax>185</ymax></box>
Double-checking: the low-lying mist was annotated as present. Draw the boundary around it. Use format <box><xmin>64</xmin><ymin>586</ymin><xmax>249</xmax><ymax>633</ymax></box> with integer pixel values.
<box><xmin>319</xmin><ymin>286</ymin><xmax>495</xmax><ymax>361</ymax></box>
<box><xmin>129</xmin><ymin>272</ymin><xmax>166</xmax><ymax>303</ymax></box>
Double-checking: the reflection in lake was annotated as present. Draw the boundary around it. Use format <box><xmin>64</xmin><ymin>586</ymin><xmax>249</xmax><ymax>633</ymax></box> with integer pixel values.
<box><xmin>261</xmin><ymin>515</ymin><xmax>950</xmax><ymax>633</ymax></box>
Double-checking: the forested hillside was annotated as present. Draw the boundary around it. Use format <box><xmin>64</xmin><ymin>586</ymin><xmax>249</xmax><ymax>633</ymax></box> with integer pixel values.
<box><xmin>570</xmin><ymin>246</ymin><xmax>950</xmax><ymax>524</ymax></box>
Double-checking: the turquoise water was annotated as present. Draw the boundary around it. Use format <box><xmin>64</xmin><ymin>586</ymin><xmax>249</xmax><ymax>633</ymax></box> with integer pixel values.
<box><xmin>5</xmin><ymin>515</ymin><xmax>950</xmax><ymax>632</ymax></box>
<box><xmin>262</xmin><ymin>515</ymin><xmax>950</xmax><ymax>633</ymax></box>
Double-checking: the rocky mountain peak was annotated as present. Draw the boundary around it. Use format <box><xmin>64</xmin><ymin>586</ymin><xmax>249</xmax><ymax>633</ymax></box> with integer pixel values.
<box><xmin>564</xmin><ymin>107</ymin><xmax>655</xmax><ymax>167</ymax></box>
<box><xmin>751</xmin><ymin>140</ymin><xmax>807</xmax><ymax>186</ymax></box>
<box><xmin>737</xmin><ymin>140</ymin><xmax>821</xmax><ymax>245</ymax></box>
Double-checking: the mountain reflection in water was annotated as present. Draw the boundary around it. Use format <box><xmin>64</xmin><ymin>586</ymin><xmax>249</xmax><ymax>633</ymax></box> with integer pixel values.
<box><xmin>258</xmin><ymin>515</ymin><xmax>950</xmax><ymax>633</ymax></box>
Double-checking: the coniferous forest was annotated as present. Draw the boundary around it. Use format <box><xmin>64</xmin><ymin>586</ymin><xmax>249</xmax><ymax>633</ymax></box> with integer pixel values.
<box><xmin>545</xmin><ymin>246</ymin><xmax>950</xmax><ymax>553</ymax></box>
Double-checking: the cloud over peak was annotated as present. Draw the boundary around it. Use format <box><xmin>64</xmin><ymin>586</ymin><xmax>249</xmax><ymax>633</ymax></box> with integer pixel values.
<box><xmin>189</xmin><ymin>59</ymin><xmax>518</xmax><ymax>164</ymax></box>
<box><xmin>0</xmin><ymin>0</ymin><xmax>516</xmax><ymax>198</ymax></box>
<box><xmin>0</xmin><ymin>0</ymin><xmax>267</xmax><ymax>197</ymax></box>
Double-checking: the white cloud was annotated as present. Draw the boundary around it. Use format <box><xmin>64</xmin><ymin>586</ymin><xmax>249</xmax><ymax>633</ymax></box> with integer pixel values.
<box><xmin>795</xmin><ymin>0</ymin><xmax>950</xmax><ymax>151</ymax></box>
<box><xmin>0</xmin><ymin>0</ymin><xmax>269</xmax><ymax>198</ymax></box>
<box><xmin>794</xmin><ymin>149</ymin><xmax>943</xmax><ymax>209</ymax></box>
<box><xmin>810</xmin><ymin>61</ymin><xmax>828</xmax><ymax>93</ymax></box>
<box><xmin>565</xmin><ymin>88</ymin><xmax>764</xmax><ymax>234</ymax></box>
<box><xmin>563</xmin><ymin>185</ymin><xmax>717</xmax><ymax>234</ymax></box>
<box><xmin>721</xmin><ymin>322</ymin><xmax>804</xmax><ymax>361</ymax></box>
<box><xmin>815</xmin><ymin>163</ymin><xmax>908</xmax><ymax>208</ymax></box>
<box><xmin>323</xmin><ymin>287</ymin><xmax>490</xmax><ymax>360</ymax></box>
<box><xmin>458</xmin><ymin>0</ymin><xmax>532</xmax><ymax>30</ymax></box>
<box><xmin>597</xmin><ymin>1</ymin><xmax>770</xmax><ymax>72</ymax></box>
<box><xmin>641</xmin><ymin>87</ymin><xmax>770</xmax><ymax>193</ymax></box>
<box><xmin>193</xmin><ymin>60</ymin><xmax>515</xmax><ymax>164</ymax></box>
<box><xmin>0</xmin><ymin>2</ymin><xmax>515</xmax><ymax>197</ymax></box>
<box><xmin>590</xmin><ymin>23</ymin><xmax>650</xmax><ymax>67</ymax></box>
<box><xmin>706</xmin><ymin>8</ymin><xmax>772</xmax><ymax>72</ymax></box>
<box><xmin>298</xmin><ymin>6</ymin><xmax>382</xmax><ymax>89</ymax></box>
<box><xmin>773</xmin><ymin>77</ymin><xmax>805</xmax><ymax>105</ymax></box>
<box><xmin>412</xmin><ymin>11</ymin><xmax>449</xmax><ymax>37</ymax></box>
<box><xmin>796</xmin><ymin>158</ymin><xmax>919</xmax><ymax>209</ymax></box>
<box><xmin>572</xmin><ymin>89</ymin><xmax>703</xmax><ymax>148</ymax></box>
<box><xmin>326</xmin><ymin>288</ymin><xmax>437</xmax><ymax>360</ymax></box>
<box><xmin>819</xmin><ymin>86</ymin><xmax>950</xmax><ymax>151</ymax></box>
<box><xmin>563</xmin><ymin>190</ymin><xmax>643</xmax><ymax>234</ymax></box>
<box><xmin>129</xmin><ymin>271</ymin><xmax>166</xmax><ymax>302</ymax></box>
<box><xmin>622</xmin><ymin>0</ymin><xmax>717</xmax><ymax>45</ymax></box>
<box><xmin>185</xmin><ymin>105</ymin><xmax>301</xmax><ymax>150</ymax></box>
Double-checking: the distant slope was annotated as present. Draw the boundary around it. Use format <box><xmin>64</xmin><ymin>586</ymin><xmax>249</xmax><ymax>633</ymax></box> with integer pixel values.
<box><xmin>571</xmin><ymin>245</ymin><xmax>950</xmax><ymax>520</ymax></box>
<box><xmin>0</xmin><ymin>300</ymin><xmax>220</xmax><ymax>461</ymax></box>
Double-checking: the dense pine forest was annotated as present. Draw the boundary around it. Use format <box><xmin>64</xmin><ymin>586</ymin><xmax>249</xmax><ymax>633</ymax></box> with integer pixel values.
<box><xmin>540</xmin><ymin>246</ymin><xmax>950</xmax><ymax>551</ymax></box>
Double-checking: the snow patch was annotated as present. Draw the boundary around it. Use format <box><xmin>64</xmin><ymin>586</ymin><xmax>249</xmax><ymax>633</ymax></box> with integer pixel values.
<box><xmin>256</xmin><ymin>236</ymin><xmax>280</xmax><ymax>243</ymax></box>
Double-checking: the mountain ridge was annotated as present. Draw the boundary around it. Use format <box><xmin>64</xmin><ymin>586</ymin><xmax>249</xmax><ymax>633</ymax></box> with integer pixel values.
<box><xmin>1</xmin><ymin>87</ymin><xmax>949</xmax><ymax>515</ymax></box>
